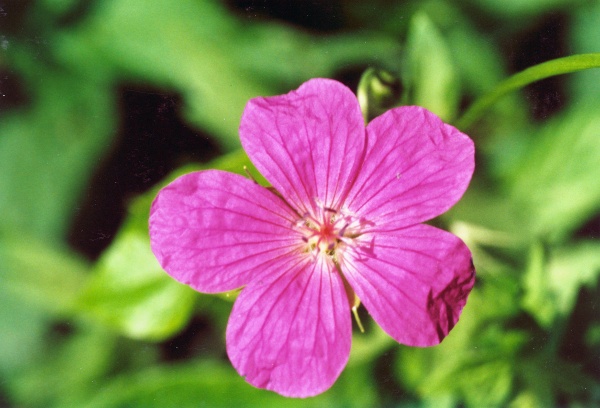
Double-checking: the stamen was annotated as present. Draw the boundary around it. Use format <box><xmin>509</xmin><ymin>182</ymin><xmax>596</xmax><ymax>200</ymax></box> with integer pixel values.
<box><xmin>338</xmin><ymin>236</ymin><xmax>354</xmax><ymax>245</ymax></box>
<box><xmin>351</xmin><ymin>294</ymin><xmax>365</xmax><ymax>333</ymax></box>
<box><xmin>296</xmin><ymin>202</ymin><xmax>367</xmax><ymax>260</ymax></box>
<box><xmin>352</xmin><ymin>305</ymin><xmax>365</xmax><ymax>333</ymax></box>
<box><xmin>316</xmin><ymin>237</ymin><xmax>323</xmax><ymax>252</ymax></box>
<box><xmin>337</xmin><ymin>222</ymin><xmax>349</xmax><ymax>237</ymax></box>
<box><xmin>301</xmin><ymin>212</ymin><xmax>320</xmax><ymax>229</ymax></box>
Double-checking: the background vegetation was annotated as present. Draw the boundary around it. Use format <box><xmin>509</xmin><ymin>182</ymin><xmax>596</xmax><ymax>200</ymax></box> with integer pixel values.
<box><xmin>1</xmin><ymin>0</ymin><xmax>599</xmax><ymax>406</ymax></box>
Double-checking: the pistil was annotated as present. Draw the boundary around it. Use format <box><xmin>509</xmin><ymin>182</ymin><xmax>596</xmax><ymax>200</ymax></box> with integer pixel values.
<box><xmin>298</xmin><ymin>206</ymin><xmax>359</xmax><ymax>261</ymax></box>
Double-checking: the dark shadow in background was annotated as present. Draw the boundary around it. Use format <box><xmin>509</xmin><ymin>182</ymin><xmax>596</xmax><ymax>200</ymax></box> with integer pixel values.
<box><xmin>506</xmin><ymin>12</ymin><xmax>569</xmax><ymax>121</ymax></box>
<box><xmin>67</xmin><ymin>86</ymin><xmax>219</xmax><ymax>260</ymax></box>
<box><xmin>225</xmin><ymin>0</ymin><xmax>344</xmax><ymax>31</ymax></box>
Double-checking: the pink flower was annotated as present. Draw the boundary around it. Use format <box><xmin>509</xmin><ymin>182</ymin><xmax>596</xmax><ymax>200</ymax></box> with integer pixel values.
<box><xmin>149</xmin><ymin>78</ymin><xmax>475</xmax><ymax>397</ymax></box>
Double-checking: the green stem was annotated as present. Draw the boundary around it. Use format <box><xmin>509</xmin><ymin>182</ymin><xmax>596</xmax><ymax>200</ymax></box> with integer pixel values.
<box><xmin>456</xmin><ymin>53</ymin><xmax>600</xmax><ymax>130</ymax></box>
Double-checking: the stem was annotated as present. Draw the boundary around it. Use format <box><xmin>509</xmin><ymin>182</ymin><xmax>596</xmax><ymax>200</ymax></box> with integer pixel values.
<box><xmin>455</xmin><ymin>53</ymin><xmax>600</xmax><ymax>130</ymax></box>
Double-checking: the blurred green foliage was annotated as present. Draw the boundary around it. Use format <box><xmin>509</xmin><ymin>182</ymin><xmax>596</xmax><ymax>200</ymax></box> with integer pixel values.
<box><xmin>1</xmin><ymin>0</ymin><xmax>600</xmax><ymax>407</ymax></box>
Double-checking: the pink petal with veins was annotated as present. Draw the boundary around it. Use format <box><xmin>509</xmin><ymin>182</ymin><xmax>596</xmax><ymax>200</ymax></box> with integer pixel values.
<box><xmin>226</xmin><ymin>254</ymin><xmax>352</xmax><ymax>398</ymax></box>
<box><xmin>240</xmin><ymin>78</ymin><xmax>366</xmax><ymax>215</ymax></box>
<box><xmin>149</xmin><ymin>79</ymin><xmax>477</xmax><ymax>398</ymax></box>
<box><xmin>346</xmin><ymin>106</ymin><xmax>475</xmax><ymax>230</ymax></box>
<box><xmin>342</xmin><ymin>224</ymin><xmax>474</xmax><ymax>347</ymax></box>
<box><xmin>149</xmin><ymin>170</ymin><xmax>300</xmax><ymax>293</ymax></box>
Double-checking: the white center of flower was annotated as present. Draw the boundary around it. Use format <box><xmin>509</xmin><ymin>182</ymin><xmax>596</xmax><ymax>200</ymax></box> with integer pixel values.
<box><xmin>297</xmin><ymin>206</ymin><xmax>363</xmax><ymax>261</ymax></box>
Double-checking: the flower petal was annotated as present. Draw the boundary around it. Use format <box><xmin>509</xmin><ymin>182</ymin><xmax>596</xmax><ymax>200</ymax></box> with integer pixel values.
<box><xmin>240</xmin><ymin>78</ymin><xmax>366</xmax><ymax>216</ymax></box>
<box><xmin>149</xmin><ymin>170</ymin><xmax>300</xmax><ymax>293</ymax></box>
<box><xmin>342</xmin><ymin>224</ymin><xmax>475</xmax><ymax>347</ymax></box>
<box><xmin>346</xmin><ymin>106</ymin><xmax>474</xmax><ymax>230</ymax></box>
<box><xmin>226</xmin><ymin>254</ymin><xmax>352</xmax><ymax>397</ymax></box>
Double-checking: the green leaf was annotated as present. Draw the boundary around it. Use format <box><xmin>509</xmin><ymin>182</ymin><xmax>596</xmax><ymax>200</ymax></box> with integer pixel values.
<box><xmin>0</xmin><ymin>230</ymin><xmax>88</xmax><ymax>313</ymax></box>
<box><xmin>81</xmin><ymin>359</ymin><xmax>378</xmax><ymax>408</ymax></box>
<box><xmin>523</xmin><ymin>241</ymin><xmax>600</xmax><ymax>327</ymax></box>
<box><xmin>514</xmin><ymin>354</ymin><xmax>594</xmax><ymax>407</ymax></box>
<box><xmin>0</xmin><ymin>65</ymin><xmax>115</xmax><ymax>239</ymax></box>
<box><xmin>0</xmin><ymin>291</ymin><xmax>50</xmax><ymax>375</ymax></box>
<box><xmin>522</xmin><ymin>242</ymin><xmax>551</xmax><ymax>326</ymax></box>
<box><xmin>445</xmin><ymin>26</ymin><xmax>505</xmax><ymax>97</ymax></box>
<box><xmin>0</xmin><ymin>232</ymin><xmax>92</xmax><ymax>402</ymax></box>
<box><xmin>347</xmin><ymin>323</ymin><xmax>394</xmax><ymax>367</ymax></box>
<box><xmin>55</xmin><ymin>0</ymin><xmax>400</xmax><ymax>150</ymax></box>
<box><xmin>457</xmin><ymin>53</ymin><xmax>600</xmax><ymax>129</ymax></box>
<box><xmin>405</xmin><ymin>12</ymin><xmax>459</xmax><ymax>122</ymax></box>
<box><xmin>508</xmin><ymin>106</ymin><xmax>600</xmax><ymax>239</ymax></box>
<box><xmin>78</xmin><ymin>226</ymin><xmax>197</xmax><ymax>341</ymax></box>
<box><xmin>5</xmin><ymin>325</ymin><xmax>117</xmax><ymax>408</ymax></box>
<box><xmin>444</xmin><ymin>22</ymin><xmax>529</xmax><ymax>134</ymax></box>
<box><xmin>397</xmin><ymin>325</ymin><xmax>523</xmax><ymax>408</ymax></box>
<box><xmin>570</xmin><ymin>2</ymin><xmax>600</xmax><ymax>103</ymax></box>
<box><xmin>467</xmin><ymin>0</ymin><xmax>585</xmax><ymax>19</ymax></box>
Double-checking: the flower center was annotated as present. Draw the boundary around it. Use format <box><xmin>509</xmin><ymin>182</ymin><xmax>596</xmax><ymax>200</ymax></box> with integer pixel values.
<box><xmin>297</xmin><ymin>206</ymin><xmax>362</xmax><ymax>261</ymax></box>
